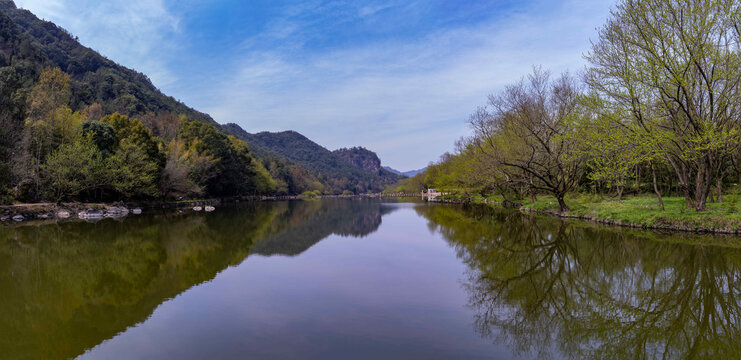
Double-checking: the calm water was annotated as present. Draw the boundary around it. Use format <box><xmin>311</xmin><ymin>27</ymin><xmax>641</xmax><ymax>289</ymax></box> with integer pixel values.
<box><xmin>0</xmin><ymin>199</ymin><xmax>739</xmax><ymax>359</ymax></box>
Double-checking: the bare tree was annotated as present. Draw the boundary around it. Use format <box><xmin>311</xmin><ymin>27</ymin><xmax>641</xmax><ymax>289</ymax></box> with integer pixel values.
<box><xmin>470</xmin><ymin>68</ymin><xmax>585</xmax><ymax>213</ymax></box>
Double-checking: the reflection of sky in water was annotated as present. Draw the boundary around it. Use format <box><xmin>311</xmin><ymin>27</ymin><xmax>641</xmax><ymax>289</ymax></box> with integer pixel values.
<box><xmin>78</xmin><ymin>206</ymin><xmax>518</xmax><ymax>360</ymax></box>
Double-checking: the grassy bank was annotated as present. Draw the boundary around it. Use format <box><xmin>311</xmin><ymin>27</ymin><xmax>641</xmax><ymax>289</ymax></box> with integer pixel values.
<box><xmin>436</xmin><ymin>192</ymin><xmax>741</xmax><ymax>233</ymax></box>
<box><xmin>522</xmin><ymin>194</ymin><xmax>741</xmax><ymax>231</ymax></box>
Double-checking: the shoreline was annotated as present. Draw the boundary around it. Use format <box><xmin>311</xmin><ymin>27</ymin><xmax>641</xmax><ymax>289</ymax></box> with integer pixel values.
<box><xmin>431</xmin><ymin>195</ymin><xmax>741</xmax><ymax>235</ymax></box>
<box><xmin>0</xmin><ymin>194</ymin><xmax>421</xmax><ymax>225</ymax></box>
<box><xmin>5</xmin><ymin>193</ymin><xmax>741</xmax><ymax>236</ymax></box>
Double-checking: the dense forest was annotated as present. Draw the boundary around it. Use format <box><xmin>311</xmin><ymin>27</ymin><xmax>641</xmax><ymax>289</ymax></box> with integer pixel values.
<box><xmin>390</xmin><ymin>0</ymin><xmax>741</xmax><ymax>213</ymax></box>
<box><xmin>0</xmin><ymin>0</ymin><xmax>397</xmax><ymax>203</ymax></box>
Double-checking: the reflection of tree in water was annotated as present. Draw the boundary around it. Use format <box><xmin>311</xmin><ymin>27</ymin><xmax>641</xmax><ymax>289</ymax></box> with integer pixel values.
<box><xmin>251</xmin><ymin>199</ymin><xmax>397</xmax><ymax>256</ymax></box>
<box><xmin>417</xmin><ymin>204</ymin><xmax>741</xmax><ymax>359</ymax></box>
<box><xmin>0</xmin><ymin>199</ymin><xmax>396</xmax><ymax>360</ymax></box>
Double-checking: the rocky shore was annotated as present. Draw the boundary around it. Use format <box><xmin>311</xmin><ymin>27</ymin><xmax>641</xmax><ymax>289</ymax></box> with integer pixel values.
<box><xmin>0</xmin><ymin>199</ymin><xmax>220</xmax><ymax>224</ymax></box>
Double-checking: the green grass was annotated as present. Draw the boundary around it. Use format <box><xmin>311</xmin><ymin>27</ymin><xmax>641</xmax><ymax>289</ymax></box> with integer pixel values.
<box><xmin>521</xmin><ymin>193</ymin><xmax>741</xmax><ymax>230</ymax></box>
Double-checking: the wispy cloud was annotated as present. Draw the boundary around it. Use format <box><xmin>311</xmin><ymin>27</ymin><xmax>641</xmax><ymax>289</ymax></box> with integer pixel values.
<box><xmin>200</xmin><ymin>0</ymin><xmax>614</xmax><ymax>170</ymax></box>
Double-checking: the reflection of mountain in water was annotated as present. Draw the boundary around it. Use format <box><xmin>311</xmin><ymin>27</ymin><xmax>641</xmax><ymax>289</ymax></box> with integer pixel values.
<box><xmin>417</xmin><ymin>204</ymin><xmax>741</xmax><ymax>360</ymax></box>
<box><xmin>251</xmin><ymin>199</ymin><xmax>397</xmax><ymax>256</ymax></box>
<box><xmin>0</xmin><ymin>199</ymin><xmax>396</xmax><ymax>360</ymax></box>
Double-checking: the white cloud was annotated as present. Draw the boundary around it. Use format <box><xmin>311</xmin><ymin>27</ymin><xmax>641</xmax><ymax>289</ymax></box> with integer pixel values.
<box><xmin>201</xmin><ymin>0</ymin><xmax>614</xmax><ymax>170</ymax></box>
<box><xmin>14</xmin><ymin>0</ymin><xmax>181</xmax><ymax>88</ymax></box>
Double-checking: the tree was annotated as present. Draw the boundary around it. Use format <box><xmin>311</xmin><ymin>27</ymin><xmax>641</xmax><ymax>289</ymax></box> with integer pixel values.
<box><xmin>470</xmin><ymin>69</ymin><xmax>585</xmax><ymax>213</ymax></box>
<box><xmin>101</xmin><ymin>113</ymin><xmax>163</xmax><ymax>167</ymax></box>
<box><xmin>569</xmin><ymin>96</ymin><xmax>666</xmax><ymax>209</ymax></box>
<box><xmin>18</xmin><ymin>67</ymin><xmax>74</xmax><ymax>198</ymax></box>
<box><xmin>81</xmin><ymin>120</ymin><xmax>116</xmax><ymax>156</ymax></box>
<box><xmin>105</xmin><ymin>139</ymin><xmax>160</xmax><ymax>198</ymax></box>
<box><xmin>586</xmin><ymin>0</ymin><xmax>741</xmax><ymax>210</ymax></box>
<box><xmin>41</xmin><ymin>136</ymin><xmax>105</xmax><ymax>201</ymax></box>
<box><xmin>159</xmin><ymin>139</ymin><xmax>214</xmax><ymax>198</ymax></box>
<box><xmin>179</xmin><ymin>121</ymin><xmax>274</xmax><ymax>196</ymax></box>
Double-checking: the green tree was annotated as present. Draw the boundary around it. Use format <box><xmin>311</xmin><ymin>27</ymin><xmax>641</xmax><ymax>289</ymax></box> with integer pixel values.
<box><xmin>102</xmin><ymin>113</ymin><xmax>162</xmax><ymax>165</ymax></box>
<box><xmin>18</xmin><ymin>67</ymin><xmax>75</xmax><ymax>198</ymax></box>
<box><xmin>586</xmin><ymin>0</ymin><xmax>741</xmax><ymax>210</ymax></box>
<box><xmin>81</xmin><ymin>120</ymin><xmax>116</xmax><ymax>156</ymax></box>
<box><xmin>179</xmin><ymin>121</ymin><xmax>273</xmax><ymax>196</ymax></box>
<box><xmin>105</xmin><ymin>139</ymin><xmax>160</xmax><ymax>198</ymax></box>
<box><xmin>41</xmin><ymin>136</ymin><xmax>105</xmax><ymax>201</ymax></box>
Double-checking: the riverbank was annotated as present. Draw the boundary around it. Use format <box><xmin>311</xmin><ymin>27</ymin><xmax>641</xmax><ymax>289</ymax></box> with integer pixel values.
<box><xmin>437</xmin><ymin>193</ymin><xmax>741</xmax><ymax>234</ymax></box>
<box><xmin>0</xmin><ymin>199</ymin><xmax>221</xmax><ymax>224</ymax></box>
<box><xmin>0</xmin><ymin>194</ymin><xmax>420</xmax><ymax>225</ymax></box>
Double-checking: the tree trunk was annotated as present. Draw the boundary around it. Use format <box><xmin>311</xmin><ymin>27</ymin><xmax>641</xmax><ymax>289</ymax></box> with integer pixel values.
<box><xmin>616</xmin><ymin>184</ymin><xmax>624</xmax><ymax>203</ymax></box>
<box><xmin>556</xmin><ymin>194</ymin><xmax>569</xmax><ymax>214</ymax></box>
<box><xmin>682</xmin><ymin>184</ymin><xmax>693</xmax><ymax>209</ymax></box>
<box><xmin>651</xmin><ymin>162</ymin><xmax>664</xmax><ymax>211</ymax></box>
<box><xmin>693</xmin><ymin>156</ymin><xmax>713</xmax><ymax>211</ymax></box>
<box><xmin>717</xmin><ymin>176</ymin><xmax>723</xmax><ymax>203</ymax></box>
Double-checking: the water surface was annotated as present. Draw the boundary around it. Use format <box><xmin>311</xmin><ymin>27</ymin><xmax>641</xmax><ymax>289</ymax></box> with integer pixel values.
<box><xmin>0</xmin><ymin>199</ymin><xmax>739</xmax><ymax>359</ymax></box>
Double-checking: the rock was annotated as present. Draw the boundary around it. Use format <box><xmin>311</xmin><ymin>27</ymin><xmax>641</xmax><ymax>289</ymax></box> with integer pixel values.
<box><xmin>57</xmin><ymin>210</ymin><xmax>71</xmax><ymax>219</ymax></box>
<box><xmin>78</xmin><ymin>209</ymin><xmax>104</xmax><ymax>219</ymax></box>
<box><xmin>12</xmin><ymin>215</ymin><xmax>24</xmax><ymax>222</ymax></box>
<box><xmin>205</xmin><ymin>206</ymin><xmax>215</xmax><ymax>212</ymax></box>
<box><xmin>1</xmin><ymin>216</ymin><xmax>10</xmax><ymax>221</ymax></box>
<box><xmin>193</xmin><ymin>206</ymin><xmax>203</xmax><ymax>211</ymax></box>
<box><xmin>105</xmin><ymin>206</ymin><xmax>129</xmax><ymax>217</ymax></box>
<box><xmin>132</xmin><ymin>208</ymin><xmax>142</xmax><ymax>215</ymax></box>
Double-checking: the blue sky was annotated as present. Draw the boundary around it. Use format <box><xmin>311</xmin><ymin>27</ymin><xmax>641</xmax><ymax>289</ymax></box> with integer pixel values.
<box><xmin>15</xmin><ymin>0</ymin><xmax>613</xmax><ymax>170</ymax></box>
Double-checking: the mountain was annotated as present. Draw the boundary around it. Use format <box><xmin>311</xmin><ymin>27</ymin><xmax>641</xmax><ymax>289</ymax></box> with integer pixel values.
<box><xmin>0</xmin><ymin>0</ymin><xmax>215</xmax><ymax>125</ymax></box>
<box><xmin>383</xmin><ymin>166</ymin><xmax>427</xmax><ymax>177</ymax></box>
<box><xmin>402</xmin><ymin>167</ymin><xmax>427</xmax><ymax>177</ymax></box>
<box><xmin>383</xmin><ymin>166</ymin><xmax>403</xmax><ymax>175</ymax></box>
<box><xmin>223</xmin><ymin>123</ymin><xmax>400</xmax><ymax>194</ymax></box>
<box><xmin>333</xmin><ymin>147</ymin><xmax>381</xmax><ymax>173</ymax></box>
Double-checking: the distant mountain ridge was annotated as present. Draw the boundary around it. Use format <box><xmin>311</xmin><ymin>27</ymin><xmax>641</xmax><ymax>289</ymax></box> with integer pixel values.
<box><xmin>223</xmin><ymin>123</ymin><xmax>401</xmax><ymax>193</ymax></box>
<box><xmin>383</xmin><ymin>166</ymin><xmax>428</xmax><ymax>178</ymax></box>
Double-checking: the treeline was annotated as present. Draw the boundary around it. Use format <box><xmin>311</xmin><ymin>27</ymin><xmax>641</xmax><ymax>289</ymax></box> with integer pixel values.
<box><xmin>390</xmin><ymin>0</ymin><xmax>741</xmax><ymax>213</ymax></box>
<box><xmin>0</xmin><ymin>67</ymin><xmax>274</xmax><ymax>203</ymax></box>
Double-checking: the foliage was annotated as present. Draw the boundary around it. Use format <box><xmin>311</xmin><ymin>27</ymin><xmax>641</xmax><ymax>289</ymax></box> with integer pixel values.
<box><xmin>223</xmin><ymin>124</ymin><xmax>401</xmax><ymax>194</ymax></box>
<box><xmin>585</xmin><ymin>0</ymin><xmax>741</xmax><ymax>210</ymax></box>
<box><xmin>106</xmin><ymin>139</ymin><xmax>160</xmax><ymax>198</ymax></box>
<box><xmin>40</xmin><ymin>136</ymin><xmax>104</xmax><ymax>201</ymax></box>
<box><xmin>81</xmin><ymin>120</ymin><xmax>116</xmax><ymax>156</ymax></box>
<box><xmin>180</xmin><ymin>121</ymin><xmax>274</xmax><ymax>197</ymax></box>
<box><xmin>390</xmin><ymin>1</ymin><xmax>741</xmax><ymax>215</ymax></box>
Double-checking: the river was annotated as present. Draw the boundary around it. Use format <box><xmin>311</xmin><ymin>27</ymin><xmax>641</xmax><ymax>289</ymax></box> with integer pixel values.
<box><xmin>0</xmin><ymin>198</ymin><xmax>739</xmax><ymax>359</ymax></box>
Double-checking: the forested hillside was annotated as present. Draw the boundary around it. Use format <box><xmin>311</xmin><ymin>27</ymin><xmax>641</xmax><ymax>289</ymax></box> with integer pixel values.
<box><xmin>333</xmin><ymin>147</ymin><xmax>382</xmax><ymax>173</ymax></box>
<box><xmin>0</xmin><ymin>0</ymin><xmax>398</xmax><ymax>203</ymax></box>
<box><xmin>0</xmin><ymin>0</ymin><xmax>215</xmax><ymax>124</ymax></box>
<box><xmin>0</xmin><ymin>0</ymin><xmax>280</xmax><ymax>203</ymax></box>
<box><xmin>223</xmin><ymin>124</ymin><xmax>401</xmax><ymax>194</ymax></box>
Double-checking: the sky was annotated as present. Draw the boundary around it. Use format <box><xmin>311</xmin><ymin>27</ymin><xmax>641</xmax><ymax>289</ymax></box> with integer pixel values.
<box><xmin>15</xmin><ymin>0</ymin><xmax>614</xmax><ymax>171</ymax></box>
